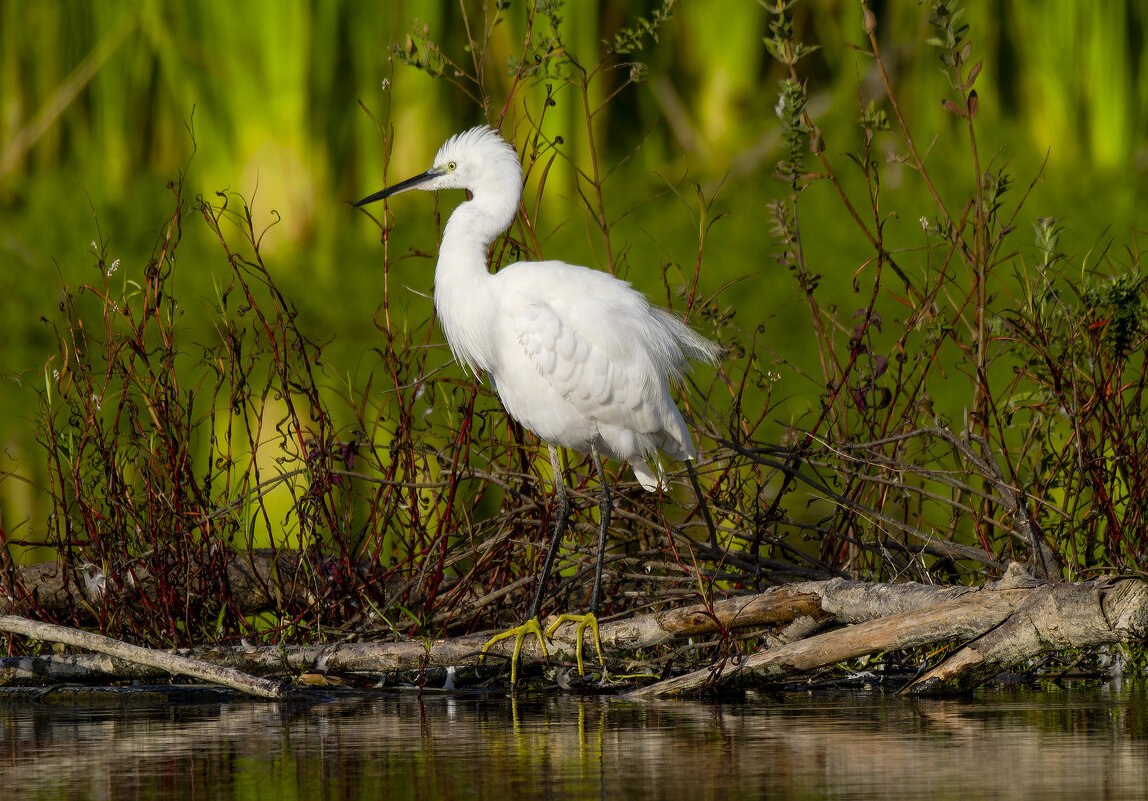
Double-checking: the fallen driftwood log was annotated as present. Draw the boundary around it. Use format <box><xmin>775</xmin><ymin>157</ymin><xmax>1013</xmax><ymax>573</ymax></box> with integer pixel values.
<box><xmin>630</xmin><ymin>567</ymin><xmax>1148</xmax><ymax>697</ymax></box>
<box><xmin>0</xmin><ymin>615</ymin><xmax>285</xmax><ymax>698</ymax></box>
<box><xmin>2</xmin><ymin>566</ymin><xmax>1145</xmax><ymax>696</ymax></box>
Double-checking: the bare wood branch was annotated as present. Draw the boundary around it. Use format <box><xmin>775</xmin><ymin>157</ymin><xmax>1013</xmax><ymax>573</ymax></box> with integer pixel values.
<box><xmin>712</xmin><ymin>436</ymin><xmax>1006</xmax><ymax>570</ymax></box>
<box><xmin>929</xmin><ymin>426</ymin><xmax>1060</xmax><ymax>578</ymax></box>
<box><xmin>627</xmin><ymin>591</ymin><xmax>1019</xmax><ymax>698</ymax></box>
<box><xmin>0</xmin><ymin>615</ymin><xmax>285</xmax><ymax>698</ymax></box>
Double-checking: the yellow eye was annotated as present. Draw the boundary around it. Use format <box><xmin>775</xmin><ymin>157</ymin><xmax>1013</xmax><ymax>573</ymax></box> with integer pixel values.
<box><xmin>447</xmin><ymin>161</ymin><xmax>457</xmax><ymax>171</ymax></box>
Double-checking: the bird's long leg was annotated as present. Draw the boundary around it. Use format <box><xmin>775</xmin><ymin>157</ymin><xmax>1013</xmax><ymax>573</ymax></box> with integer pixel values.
<box><xmin>529</xmin><ymin>444</ymin><xmax>571</xmax><ymax>621</ymax></box>
<box><xmin>480</xmin><ymin>445</ymin><xmax>570</xmax><ymax>685</ymax></box>
<box><xmin>545</xmin><ymin>444</ymin><xmax>609</xmax><ymax>678</ymax></box>
<box><xmin>587</xmin><ymin>445</ymin><xmax>610</xmax><ymax>616</ymax></box>
<box><xmin>685</xmin><ymin>459</ymin><xmax>719</xmax><ymax>550</ymax></box>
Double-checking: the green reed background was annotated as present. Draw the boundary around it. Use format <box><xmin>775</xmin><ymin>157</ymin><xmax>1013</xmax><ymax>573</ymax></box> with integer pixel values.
<box><xmin>2</xmin><ymin>0</ymin><xmax>1147</xmax><ymax>562</ymax></box>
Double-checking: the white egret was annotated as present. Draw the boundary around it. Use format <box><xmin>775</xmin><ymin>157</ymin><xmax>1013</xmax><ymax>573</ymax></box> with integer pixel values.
<box><xmin>355</xmin><ymin>125</ymin><xmax>719</xmax><ymax>684</ymax></box>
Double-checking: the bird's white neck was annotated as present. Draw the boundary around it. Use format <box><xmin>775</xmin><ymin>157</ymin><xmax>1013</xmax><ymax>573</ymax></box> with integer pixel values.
<box><xmin>433</xmin><ymin>187</ymin><xmax>519</xmax><ymax>373</ymax></box>
<box><xmin>440</xmin><ymin>180</ymin><xmax>518</xmax><ymax>259</ymax></box>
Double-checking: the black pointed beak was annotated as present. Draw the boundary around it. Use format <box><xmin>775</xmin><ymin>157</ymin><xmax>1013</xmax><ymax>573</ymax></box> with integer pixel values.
<box><xmin>353</xmin><ymin>167</ymin><xmax>444</xmax><ymax>207</ymax></box>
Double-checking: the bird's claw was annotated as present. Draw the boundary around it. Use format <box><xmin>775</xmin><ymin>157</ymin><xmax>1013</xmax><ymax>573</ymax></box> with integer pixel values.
<box><xmin>480</xmin><ymin>618</ymin><xmax>549</xmax><ymax>686</ymax></box>
<box><xmin>546</xmin><ymin>612</ymin><xmax>606</xmax><ymax>679</ymax></box>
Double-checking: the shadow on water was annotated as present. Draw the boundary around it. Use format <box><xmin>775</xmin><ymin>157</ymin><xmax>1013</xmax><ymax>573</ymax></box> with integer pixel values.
<box><xmin>3</xmin><ymin>681</ymin><xmax>1148</xmax><ymax>800</ymax></box>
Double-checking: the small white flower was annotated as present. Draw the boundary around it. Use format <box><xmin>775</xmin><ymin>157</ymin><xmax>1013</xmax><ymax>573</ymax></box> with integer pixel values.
<box><xmin>920</xmin><ymin>216</ymin><xmax>929</xmax><ymax>231</ymax></box>
<box><xmin>90</xmin><ymin>241</ymin><xmax>97</xmax><ymax>250</ymax></box>
<box><xmin>52</xmin><ymin>369</ymin><xmax>59</xmax><ymax>380</ymax></box>
<box><xmin>107</xmin><ymin>258</ymin><xmax>120</xmax><ymax>277</ymax></box>
<box><xmin>381</xmin><ymin>78</ymin><xmax>391</xmax><ymax>91</ymax></box>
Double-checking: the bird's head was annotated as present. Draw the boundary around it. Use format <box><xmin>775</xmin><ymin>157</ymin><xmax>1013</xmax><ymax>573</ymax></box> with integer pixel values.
<box><xmin>354</xmin><ymin>125</ymin><xmax>523</xmax><ymax>209</ymax></box>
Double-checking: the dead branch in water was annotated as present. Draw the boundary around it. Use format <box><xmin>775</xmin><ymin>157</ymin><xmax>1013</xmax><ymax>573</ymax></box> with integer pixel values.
<box><xmin>0</xmin><ymin>615</ymin><xmax>285</xmax><ymax>698</ymax></box>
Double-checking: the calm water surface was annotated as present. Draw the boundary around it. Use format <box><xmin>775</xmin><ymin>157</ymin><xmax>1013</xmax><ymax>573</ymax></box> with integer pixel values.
<box><xmin>3</xmin><ymin>681</ymin><xmax>1147</xmax><ymax>800</ymax></box>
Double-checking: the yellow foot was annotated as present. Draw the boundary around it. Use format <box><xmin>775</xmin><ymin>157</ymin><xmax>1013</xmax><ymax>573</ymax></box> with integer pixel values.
<box><xmin>479</xmin><ymin>617</ymin><xmax>549</xmax><ymax>686</ymax></box>
<box><xmin>545</xmin><ymin>612</ymin><xmax>605</xmax><ymax>679</ymax></box>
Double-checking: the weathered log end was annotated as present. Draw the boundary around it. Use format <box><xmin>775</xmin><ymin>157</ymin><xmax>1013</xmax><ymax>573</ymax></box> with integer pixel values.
<box><xmin>906</xmin><ymin>577</ymin><xmax>1148</xmax><ymax>695</ymax></box>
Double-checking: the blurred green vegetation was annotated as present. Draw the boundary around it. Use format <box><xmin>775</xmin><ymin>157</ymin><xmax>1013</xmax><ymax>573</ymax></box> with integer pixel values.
<box><xmin>2</xmin><ymin>0</ymin><xmax>1147</xmax><ymax>557</ymax></box>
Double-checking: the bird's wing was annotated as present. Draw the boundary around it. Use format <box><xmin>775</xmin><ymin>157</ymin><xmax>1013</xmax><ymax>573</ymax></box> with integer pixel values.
<box><xmin>511</xmin><ymin>298</ymin><xmax>667</xmax><ymax>436</ymax></box>
<box><xmin>497</xmin><ymin>260</ymin><xmax>709</xmax><ymax>472</ymax></box>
